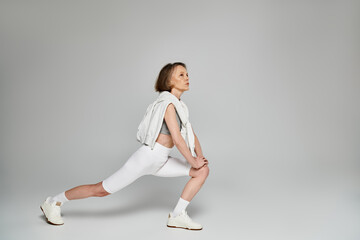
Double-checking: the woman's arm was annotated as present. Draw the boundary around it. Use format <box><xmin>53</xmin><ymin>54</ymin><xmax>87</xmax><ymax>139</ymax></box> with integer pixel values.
<box><xmin>164</xmin><ymin>104</ymin><xmax>205</xmax><ymax>168</ymax></box>
<box><xmin>192</xmin><ymin>126</ymin><xmax>203</xmax><ymax>157</ymax></box>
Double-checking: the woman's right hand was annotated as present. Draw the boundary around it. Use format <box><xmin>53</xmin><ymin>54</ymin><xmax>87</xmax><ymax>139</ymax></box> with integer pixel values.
<box><xmin>192</xmin><ymin>156</ymin><xmax>208</xmax><ymax>169</ymax></box>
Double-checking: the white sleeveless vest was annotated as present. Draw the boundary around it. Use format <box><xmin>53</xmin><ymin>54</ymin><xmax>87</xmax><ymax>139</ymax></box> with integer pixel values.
<box><xmin>136</xmin><ymin>91</ymin><xmax>196</xmax><ymax>157</ymax></box>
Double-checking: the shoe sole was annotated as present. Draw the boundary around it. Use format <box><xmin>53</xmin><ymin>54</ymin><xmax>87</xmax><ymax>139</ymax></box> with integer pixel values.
<box><xmin>40</xmin><ymin>206</ymin><xmax>64</xmax><ymax>226</ymax></box>
<box><xmin>167</xmin><ymin>224</ymin><xmax>202</xmax><ymax>231</ymax></box>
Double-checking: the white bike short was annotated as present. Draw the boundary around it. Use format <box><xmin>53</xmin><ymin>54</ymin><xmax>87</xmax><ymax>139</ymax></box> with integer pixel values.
<box><xmin>102</xmin><ymin>142</ymin><xmax>192</xmax><ymax>194</ymax></box>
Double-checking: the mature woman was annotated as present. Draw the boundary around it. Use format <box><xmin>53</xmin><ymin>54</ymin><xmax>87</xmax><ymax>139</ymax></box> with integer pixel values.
<box><xmin>40</xmin><ymin>62</ymin><xmax>209</xmax><ymax>231</ymax></box>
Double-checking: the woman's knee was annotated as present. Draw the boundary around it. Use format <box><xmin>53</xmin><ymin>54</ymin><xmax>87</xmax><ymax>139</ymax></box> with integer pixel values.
<box><xmin>93</xmin><ymin>182</ymin><xmax>111</xmax><ymax>197</ymax></box>
<box><xmin>201</xmin><ymin>165</ymin><xmax>210</xmax><ymax>179</ymax></box>
<box><xmin>191</xmin><ymin>165</ymin><xmax>209</xmax><ymax>179</ymax></box>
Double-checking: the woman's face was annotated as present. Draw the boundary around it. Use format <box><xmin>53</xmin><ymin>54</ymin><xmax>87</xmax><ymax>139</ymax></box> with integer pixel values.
<box><xmin>170</xmin><ymin>65</ymin><xmax>190</xmax><ymax>92</ymax></box>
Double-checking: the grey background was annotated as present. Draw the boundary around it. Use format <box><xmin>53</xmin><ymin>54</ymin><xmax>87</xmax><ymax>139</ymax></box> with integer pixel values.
<box><xmin>1</xmin><ymin>0</ymin><xmax>359</xmax><ymax>239</ymax></box>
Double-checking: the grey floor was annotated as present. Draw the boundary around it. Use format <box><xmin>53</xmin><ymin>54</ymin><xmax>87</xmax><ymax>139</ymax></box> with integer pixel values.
<box><xmin>1</xmin><ymin>167</ymin><xmax>359</xmax><ymax>240</ymax></box>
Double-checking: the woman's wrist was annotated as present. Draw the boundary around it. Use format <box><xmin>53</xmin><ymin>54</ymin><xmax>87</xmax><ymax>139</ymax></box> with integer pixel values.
<box><xmin>190</xmin><ymin>157</ymin><xmax>197</xmax><ymax>168</ymax></box>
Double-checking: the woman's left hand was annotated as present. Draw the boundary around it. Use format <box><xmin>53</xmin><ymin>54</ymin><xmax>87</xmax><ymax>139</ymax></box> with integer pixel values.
<box><xmin>198</xmin><ymin>155</ymin><xmax>208</xmax><ymax>166</ymax></box>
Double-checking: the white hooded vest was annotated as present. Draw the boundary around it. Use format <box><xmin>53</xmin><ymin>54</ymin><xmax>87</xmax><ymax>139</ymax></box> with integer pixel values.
<box><xmin>136</xmin><ymin>91</ymin><xmax>196</xmax><ymax>157</ymax></box>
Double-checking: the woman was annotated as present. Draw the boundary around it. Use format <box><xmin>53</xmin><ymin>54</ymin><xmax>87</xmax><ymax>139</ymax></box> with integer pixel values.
<box><xmin>40</xmin><ymin>62</ymin><xmax>209</xmax><ymax>231</ymax></box>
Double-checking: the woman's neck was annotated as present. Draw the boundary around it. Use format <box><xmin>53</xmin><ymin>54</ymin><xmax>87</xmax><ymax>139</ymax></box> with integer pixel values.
<box><xmin>170</xmin><ymin>89</ymin><xmax>183</xmax><ymax>100</ymax></box>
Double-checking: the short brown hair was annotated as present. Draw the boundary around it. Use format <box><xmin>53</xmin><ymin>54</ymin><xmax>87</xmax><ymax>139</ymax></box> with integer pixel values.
<box><xmin>154</xmin><ymin>62</ymin><xmax>187</xmax><ymax>92</ymax></box>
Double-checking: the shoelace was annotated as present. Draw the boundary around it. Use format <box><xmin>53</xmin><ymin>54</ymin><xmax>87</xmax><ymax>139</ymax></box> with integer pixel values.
<box><xmin>182</xmin><ymin>210</ymin><xmax>192</xmax><ymax>222</ymax></box>
<box><xmin>50</xmin><ymin>203</ymin><xmax>61</xmax><ymax>216</ymax></box>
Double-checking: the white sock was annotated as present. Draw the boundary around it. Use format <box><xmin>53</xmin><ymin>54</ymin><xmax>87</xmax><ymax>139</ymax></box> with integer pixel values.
<box><xmin>51</xmin><ymin>191</ymin><xmax>69</xmax><ymax>204</ymax></box>
<box><xmin>171</xmin><ymin>197</ymin><xmax>190</xmax><ymax>217</ymax></box>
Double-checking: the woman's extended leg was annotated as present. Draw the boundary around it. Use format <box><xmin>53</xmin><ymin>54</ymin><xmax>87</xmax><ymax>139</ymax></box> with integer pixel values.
<box><xmin>41</xmin><ymin>144</ymin><xmax>157</xmax><ymax>225</ymax></box>
<box><xmin>52</xmin><ymin>144</ymin><xmax>157</xmax><ymax>204</ymax></box>
<box><xmin>49</xmin><ymin>182</ymin><xmax>110</xmax><ymax>206</ymax></box>
<box><xmin>64</xmin><ymin>181</ymin><xmax>110</xmax><ymax>200</ymax></box>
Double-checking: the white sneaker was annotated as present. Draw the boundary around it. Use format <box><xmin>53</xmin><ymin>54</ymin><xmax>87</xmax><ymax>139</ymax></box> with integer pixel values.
<box><xmin>167</xmin><ymin>210</ymin><xmax>202</xmax><ymax>230</ymax></box>
<box><xmin>40</xmin><ymin>197</ymin><xmax>64</xmax><ymax>225</ymax></box>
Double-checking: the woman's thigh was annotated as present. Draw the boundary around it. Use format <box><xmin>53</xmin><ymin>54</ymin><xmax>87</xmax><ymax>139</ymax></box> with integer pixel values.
<box><xmin>153</xmin><ymin>156</ymin><xmax>191</xmax><ymax>177</ymax></box>
<box><xmin>102</xmin><ymin>145</ymin><xmax>161</xmax><ymax>193</ymax></box>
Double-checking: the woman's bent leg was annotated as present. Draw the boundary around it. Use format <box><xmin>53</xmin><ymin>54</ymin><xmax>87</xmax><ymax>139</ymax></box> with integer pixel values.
<box><xmin>152</xmin><ymin>155</ymin><xmax>209</xmax><ymax>216</ymax></box>
<box><xmin>153</xmin><ymin>156</ymin><xmax>191</xmax><ymax>177</ymax></box>
<box><xmin>181</xmin><ymin>165</ymin><xmax>209</xmax><ymax>202</ymax></box>
<box><xmin>155</xmin><ymin>155</ymin><xmax>209</xmax><ymax>229</ymax></box>
<box><xmin>169</xmin><ymin>166</ymin><xmax>209</xmax><ymax>220</ymax></box>
<box><xmin>153</xmin><ymin>155</ymin><xmax>210</xmax><ymax>201</ymax></box>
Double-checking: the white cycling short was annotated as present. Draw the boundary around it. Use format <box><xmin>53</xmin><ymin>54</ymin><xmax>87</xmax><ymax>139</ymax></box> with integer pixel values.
<box><xmin>102</xmin><ymin>142</ymin><xmax>192</xmax><ymax>194</ymax></box>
